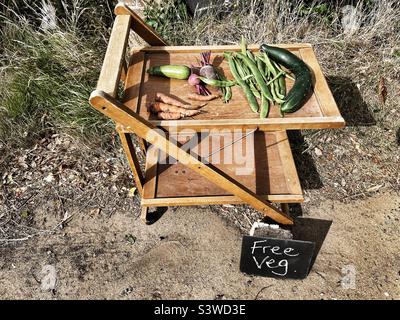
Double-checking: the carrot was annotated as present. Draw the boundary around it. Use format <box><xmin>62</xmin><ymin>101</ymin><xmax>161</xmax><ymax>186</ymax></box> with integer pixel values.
<box><xmin>180</xmin><ymin>109</ymin><xmax>201</xmax><ymax>117</ymax></box>
<box><xmin>157</xmin><ymin>112</ymin><xmax>182</xmax><ymax>120</ymax></box>
<box><xmin>155</xmin><ymin>92</ymin><xmax>205</xmax><ymax>109</ymax></box>
<box><xmin>149</xmin><ymin>102</ymin><xmax>185</xmax><ymax>114</ymax></box>
<box><xmin>149</xmin><ymin>102</ymin><xmax>201</xmax><ymax>117</ymax></box>
<box><xmin>180</xmin><ymin>102</ymin><xmax>207</xmax><ymax>110</ymax></box>
<box><xmin>155</xmin><ymin>92</ymin><xmax>186</xmax><ymax>108</ymax></box>
<box><xmin>187</xmin><ymin>93</ymin><xmax>220</xmax><ymax>101</ymax></box>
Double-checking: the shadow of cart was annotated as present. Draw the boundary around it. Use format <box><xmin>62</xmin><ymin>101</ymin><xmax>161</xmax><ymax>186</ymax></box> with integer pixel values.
<box><xmin>327</xmin><ymin>76</ymin><xmax>376</xmax><ymax>126</ymax></box>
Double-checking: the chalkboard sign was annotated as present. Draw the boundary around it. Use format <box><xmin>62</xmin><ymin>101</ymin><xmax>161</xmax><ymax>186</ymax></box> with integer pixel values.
<box><xmin>240</xmin><ymin>236</ymin><xmax>315</xmax><ymax>279</ymax></box>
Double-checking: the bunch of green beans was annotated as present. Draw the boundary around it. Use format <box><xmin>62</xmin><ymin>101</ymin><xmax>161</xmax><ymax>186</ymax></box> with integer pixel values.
<box><xmin>215</xmin><ymin>71</ymin><xmax>233</xmax><ymax>103</ymax></box>
<box><xmin>224</xmin><ymin>37</ymin><xmax>290</xmax><ymax>118</ymax></box>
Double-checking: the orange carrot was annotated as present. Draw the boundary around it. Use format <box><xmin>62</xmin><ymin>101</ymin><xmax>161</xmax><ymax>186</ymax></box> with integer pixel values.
<box><xmin>149</xmin><ymin>102</ymin><xmax>185</xmax><ymax>114</ymax></box>
<box><xmin>181</xmin><ymin>109</ymin><xmax>201</xmax><ymax>117</ymax></box>
<box><xmin>157</xmin><ymin>112</ymin><xmax>182</xmax><ymax>120</ymax></box>
<box><xmin>149</xmin><ymin>102</ymin><xmax>201</xmax><ymax>117</ymax></box>
<box><xmin>180</xmin><ymin>102</ymin><xmax>207</xmax><ymax>110</ymax></box>
<box><xmin>187</xmin><ymin>93</ymin><xmax>220</xmax><ymax>101</ymax></box>
<box><xmin>155</xmin><ymin>92</ymin><xmax>205</xmax><ymax>109</ymax></box>
<box><xmin>155</xmin><ymin>93</ymin><xmax>186</xmax><ymax>108</ymax></box>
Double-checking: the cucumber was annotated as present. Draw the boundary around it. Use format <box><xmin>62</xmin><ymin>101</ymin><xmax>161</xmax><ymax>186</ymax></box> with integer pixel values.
<box><xmin>260</xmin><ymin>44</ymin><xmax>313</xmax><ymax>114</ymax></box>
<box><xmin>147</xmin><ymin>65</ymin><xmax>191</xmax><ymax>80</ymax></box>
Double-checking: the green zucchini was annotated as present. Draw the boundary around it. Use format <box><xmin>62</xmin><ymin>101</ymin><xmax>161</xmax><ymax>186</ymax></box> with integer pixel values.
<box><xmin>147</xmin><ymin>65</ymin><xmax>191</xmax><ymax>80</ymax></box>
<box><xmin>260</xmin><ymin>44</ymin><xmax>313</xmax><ymax>114</ymax></box>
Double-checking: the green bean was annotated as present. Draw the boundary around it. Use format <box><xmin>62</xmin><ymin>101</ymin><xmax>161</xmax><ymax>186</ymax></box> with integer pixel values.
<box><xmin>199</xmin><ymin>77</ymin><xmax>236</xmax><ymax>87</ymax></box>
<box><xmin>242</xmin><ymin>74</ymin><xmax>254</xmax><ymax>81</ymax></box>
<box><xmin>221</xmin><ymin>86</ymin><xmax>226</xmax><ymax>100</ymax></box>
<box><xmin>274</xmin><ymin>84</ymin><xmax>285</xmax><ymax>100</ymax></box>
<box><xmin>247</xmin><ymin>50</ymin><xmax>256</xmax><ymax>64</ymax></box>
<box><xmin>224</xmin><ymin>86</ymin><xmax>232</xmax><ymax>103</ymax></box>
<box><xmin>256</xmin><ymin>55</ymin><xmax>267</xmax><ymax>82</ymax></box>
<box><xmin>228</xmin><ymin>56</ymin><xmax>259</xmax><ymax>113</ymax></box>
<box><xmin>235</xmin><ymin>52</ymin><xmax>273</xmax><ymax>101</ymax></box>
<box><xmin>240</xmin><ymin>36</ymin><xmax>247</xmax><ymax>55</ymax></box>
<box><xmin>262</xmin><ymin>52</ymin><xmax>278</xmax><ymax>77</ymax></box>
<box><xmin>271</xmin><ymin>60</ymin><xmax>295</xmax><ymax>81</ymax></box>
<box><xmin>269</xmin><ymin>83</ymin><xmax>285</xmax><ymax>103</ymax></box>
<box><xmin>235</xmin><ymin>58</ymin><xmax>261</xmax><ymax>99</ymax></box>
<box><xmin>260</xmin><ymin>94</ymin><xmax>270</xmax><ymax>118</ymax></box>
<box><xmin>260</xmin><ymin>52</ymin><xmax>286</xmax><ymax>102</ymax></box>
<box><xmin>216</xmin><ymin>69</ymin><xmax>232</xmax><ymax>103</ymax></box>
<box><xmin>278</xmin><ymin>75</ymin><xmax>286</xmax><ymax>96</ymax></box>
<box><xmin>266</xmin><ymin>70</ymin><xmax>285</xmax><ymax>86</ymax></box>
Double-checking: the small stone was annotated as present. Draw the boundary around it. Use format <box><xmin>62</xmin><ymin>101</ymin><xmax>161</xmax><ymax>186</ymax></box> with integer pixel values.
<box><xmin>314</xmin><ymin>147</ymin><xmax>323</xmax><ymax>156</ymax></box>
<box><xmin>40</xmin><ymin>265</ymin><xmax>57</xmax><ymax>291</ymax></box>
<box><xmin>384</xmin><ymin>292</ymin><xmax>389</xmax><ymax>297</ymax></box>
<box><xmin>121</xmin><ymin>286</ymin><xmax>133</xmax><ymax>296</ymax></box>
<box><xmin>44</xmin><ymin>173</ymin><xmax>54</xmax><ymax>183</ymax></box>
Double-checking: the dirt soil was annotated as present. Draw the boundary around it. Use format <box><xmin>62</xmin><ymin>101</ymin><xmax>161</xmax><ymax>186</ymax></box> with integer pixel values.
<box><xmin>0</xmin><ymin>134</ymin><xmax>399</xmax><ymax>300</ymax></box>
<box><xmin>0</xmin><ymin>192</ymin><xmax>399</xmax><ymax>300</ymax></box>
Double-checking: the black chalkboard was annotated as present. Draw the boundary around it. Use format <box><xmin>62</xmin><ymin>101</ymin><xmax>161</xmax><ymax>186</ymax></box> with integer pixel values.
<box><xmin>240</xmin><ymin>236</ymin><xmax>315</xmax><ymax>279</ymax></box>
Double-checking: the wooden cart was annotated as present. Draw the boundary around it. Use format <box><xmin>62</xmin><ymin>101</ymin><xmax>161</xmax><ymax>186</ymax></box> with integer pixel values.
<box><xmin>89</xmin><ymin>3</ymin><xmax>345</xmax><ymax>225</ymax></box>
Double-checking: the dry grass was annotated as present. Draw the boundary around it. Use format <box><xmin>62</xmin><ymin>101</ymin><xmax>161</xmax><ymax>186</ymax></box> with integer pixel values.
<box><xmin>0</xmin><ymin>0</ymin><xmax>399</xmax><ymax>238</ymax></box>
<box><xmin>164</xmin><ymin>0</ymin><xmax>400</xmax><ymax>203</ymax></box>
<box><xmin>0</xmin><ymin>0</ymin><xmax>116</xmax><ymax>148</ymax></box>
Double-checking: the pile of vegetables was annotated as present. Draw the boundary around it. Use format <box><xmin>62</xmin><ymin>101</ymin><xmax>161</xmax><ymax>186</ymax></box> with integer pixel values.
<box><xmin>147</xmin><ymin>51</ymin><xmax>235</xmax><ymax>103</ymax></box>
<box><xmin>148</xmin><ymin>92</ymin><xmax>207</xmax><ymax>120</ymax></box>
<box><xmin>147</xmin><ymin>38</ymin><xmax>313</xmax><ymax>118</ymax></box>
<box><xmin>224</xmin><ymin>37</ymin><xmax>312</xmax><ymax>117</ymax></box>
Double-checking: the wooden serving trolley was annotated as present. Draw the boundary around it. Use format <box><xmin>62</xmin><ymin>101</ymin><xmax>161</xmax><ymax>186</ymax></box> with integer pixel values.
<box><xmin>89</xmin><ymin>3</ymin><xmax>345</xmax><ymax>225</ymax></box>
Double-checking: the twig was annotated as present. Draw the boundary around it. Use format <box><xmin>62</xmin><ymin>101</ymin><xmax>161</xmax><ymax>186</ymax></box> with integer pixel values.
<box><xmin>0</xmin><ymin>235</ymin><xmax>34</xmax><ymax>242</ymax></box>
<box><xmin>254</xmin><ymin>285</ymin><xmax>273</xmax><ymax>300</ymax></box>
<box><xmin>0</xmin><ymin>211</ymin><xmax>77</xmax><ymax>243</ymax></box>
<box><xmin>16</xmin><ymin>192</ymin><xmax>39</xmax><ymax>210</ymax></box>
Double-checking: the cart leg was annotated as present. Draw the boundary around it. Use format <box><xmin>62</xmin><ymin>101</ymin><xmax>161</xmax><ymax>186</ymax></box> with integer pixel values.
<box><xmin>140</xmin><ymin>206</ymin><xmax>169</xmax><ymax>225</ymax></box>
<box><xmin>141</xmin><ymin>206</ymin><xmax>151</xmax><ymax>225</ymax></box>
<box><xmin>280</xmin><ymin>203</ymin><xmax>290</xmax><ymax>215</ymax></box>
<box><xmin>117</xmin><ymin>128</ymin><xmax>144</xmax><ymax>195</ymax></box>
<box><xmin>138</xmin><ymin>138</ymin><xmax>147</xmax><ymax>155</ymax></box>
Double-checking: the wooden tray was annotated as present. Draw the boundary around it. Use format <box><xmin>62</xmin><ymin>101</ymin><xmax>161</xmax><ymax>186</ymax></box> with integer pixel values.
<box><xmin>123</xmin><ymin>44</ymin><xmax>345</xmax><ymax>132</ymax></box>
<box><xmin>141</xmin><ymin>130</ymin><xmax>303</xmax><ymax>207</ymax></box>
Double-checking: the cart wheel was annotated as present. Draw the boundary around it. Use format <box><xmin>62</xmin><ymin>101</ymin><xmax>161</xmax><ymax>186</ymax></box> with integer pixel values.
<box><xmin>140</xmin><ymin>206</ymin><xmax>168</xmax><ymax>225</ymax></box>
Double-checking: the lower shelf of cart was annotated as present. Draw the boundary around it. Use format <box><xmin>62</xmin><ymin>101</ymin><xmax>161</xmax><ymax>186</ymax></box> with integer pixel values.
<box><xmin>141</xmin><ymin>130</ymin><xmax>303</xmax><ymax>206</ymax></box>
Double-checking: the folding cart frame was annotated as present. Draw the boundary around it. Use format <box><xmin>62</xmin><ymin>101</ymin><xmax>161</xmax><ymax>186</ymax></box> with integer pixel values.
<box><xmin>89</xmin><ymin>3</ymin><xmax>345</xmax><ymax>225</ymax></box>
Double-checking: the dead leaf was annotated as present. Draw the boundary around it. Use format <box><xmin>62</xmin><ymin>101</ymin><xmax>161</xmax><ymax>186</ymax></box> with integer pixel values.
<box><xmin>378</xmin><ymin>76</ymin><xmax>387</xmax><ymax>105</ymax></box>
<box><xmin>366</xmin><ymin>184</ymin><xmax>384</xmax><ymax>193</ymax></box>
<box><xmin>125</xmin><ymin>234</ymin><xmax>136</xmax><ymax>245</ymax></box>
<box><xmin>127</xmin><ymin>187</ymin><xmax>137</xmax><ymax>198</ymax></box>
<box><xmin>20</xmin><ymin>211</ymin><xmax>30</xmax><ymax>218</ymax></box>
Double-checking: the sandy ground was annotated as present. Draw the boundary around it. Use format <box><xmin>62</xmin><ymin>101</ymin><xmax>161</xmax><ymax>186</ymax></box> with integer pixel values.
<box><xmin>1</xmin><ymin>191</ymin><xmax>399</xmax><ymax>300</ymax></box>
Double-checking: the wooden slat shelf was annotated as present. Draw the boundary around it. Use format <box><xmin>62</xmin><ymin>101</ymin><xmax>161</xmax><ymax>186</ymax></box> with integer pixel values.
<box><xmin>141</xmin><ymin>130</ymin><xmax>303</xmax><ymax>207</ymax></box>
<box><xmin>122</xmin><ymin>44</ymin><xmax>345</xmax><ymax>132</ymax></box>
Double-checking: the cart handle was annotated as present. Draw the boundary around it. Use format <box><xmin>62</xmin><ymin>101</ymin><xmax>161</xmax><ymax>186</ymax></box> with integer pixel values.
<box><xmin>96</xmin><ymin>3</ymin><xmax>167</xmax><ymax>98</ymax></box>
<box><xmin>96</xmin><ymin>14</ymin><xmax>131</xmax><ymax>98</ymax></box>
